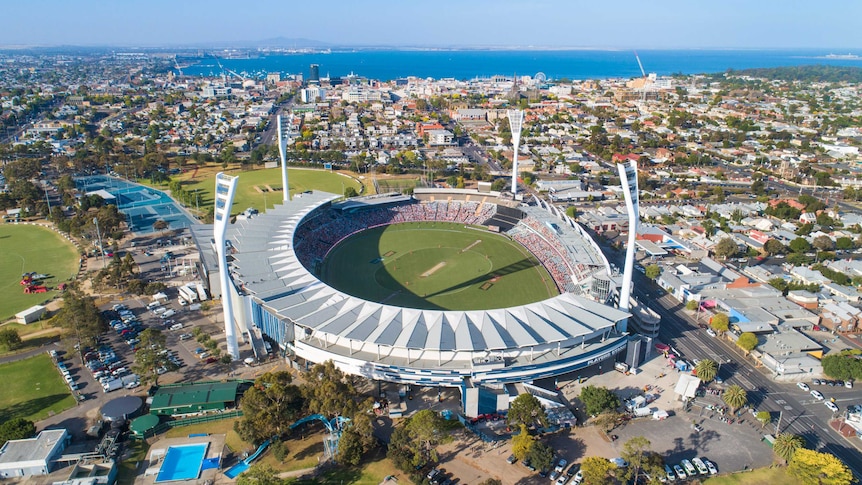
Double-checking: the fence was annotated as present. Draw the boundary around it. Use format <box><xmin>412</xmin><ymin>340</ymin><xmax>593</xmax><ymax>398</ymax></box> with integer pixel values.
<box><xmin>132</xmin><ymin>410</ymin><xmax>244</xmax><ymax>440</ymax></box>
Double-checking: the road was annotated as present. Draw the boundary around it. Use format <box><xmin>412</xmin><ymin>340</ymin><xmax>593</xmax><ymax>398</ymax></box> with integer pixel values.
<box><xmin>589</xmin><ymin>236</ymin><xmax>862</xmax><ymax>478</ymax></box>
<box><xmin>626</xmin><ymin>270</ymin><xmax>862</xmax><ymax>479</ymax></box>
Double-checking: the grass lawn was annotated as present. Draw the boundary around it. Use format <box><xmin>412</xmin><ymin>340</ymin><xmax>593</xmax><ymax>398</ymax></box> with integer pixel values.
<box><xmin>116</xmin><ymin>439</ymin><xmax>149</xmax><ymax>485</ymax></box>
<box><xmin>0</xmin><ymin>225</ymin><xmax>79</xmax><ymax>321</ymax></box>
<box><xmin>0</xmin><ymin>353</ymin><xmax>76</xmax><ymax>423</ymax></box>
<box><xmin>321</xmin><ymin>222</ymin><xmax>558</xmax><ymax>310</ymax></box>
<box><xmin>292</xmin><ymin>447</ymin><xmax>413</xmax><ymax>485</ymax></box>
<box><xmin>703</xmin><ymin>467</ymin><xmax>801</xmax><ymax>485</ymax></box>
<box><xmin>164</xmin><ymin>418</ymin><xmax>248</xmax><ymax>454</ymax></box>
<box><xmin>169</xmin><ymin>166</ymin><xmax>364</xmax><ymax>216</ymax></box>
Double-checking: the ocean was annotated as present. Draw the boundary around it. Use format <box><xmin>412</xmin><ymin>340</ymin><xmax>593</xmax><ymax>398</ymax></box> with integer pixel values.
<box><xmin>180</xmin><ymin>49</ymin><xmax>862</xmax><ymax>81</ymax></box>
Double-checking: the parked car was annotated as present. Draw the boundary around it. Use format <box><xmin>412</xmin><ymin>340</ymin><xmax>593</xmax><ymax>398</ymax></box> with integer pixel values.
<box><xmin>703</xmin><ymin>458</ymin><xmax>718</xmax><ymax>475</ymax></box>
<box><xmin>178</xmin><ymin>333</ymin><xmax>193</xmax><ymax>341</ymax></box>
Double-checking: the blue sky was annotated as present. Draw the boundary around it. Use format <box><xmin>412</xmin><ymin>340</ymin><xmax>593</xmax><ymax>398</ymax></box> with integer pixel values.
<box><xmin>2</xmin><ymin>0</ymin><xmax>860</xmax><ymax>49</ymax></box>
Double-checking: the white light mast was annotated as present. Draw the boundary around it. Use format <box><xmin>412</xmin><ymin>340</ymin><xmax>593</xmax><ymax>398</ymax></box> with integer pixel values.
<box><xmin>507</xmin><ymin>109</ymin><xmax>524</xmax><ymax>197</ymax></box>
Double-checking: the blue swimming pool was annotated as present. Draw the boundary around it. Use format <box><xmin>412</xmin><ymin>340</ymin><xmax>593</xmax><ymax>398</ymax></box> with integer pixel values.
<box><xmin>155</xmin><ymin>444</ymin><xmax>209</xmax><ymax>482</ymax></box>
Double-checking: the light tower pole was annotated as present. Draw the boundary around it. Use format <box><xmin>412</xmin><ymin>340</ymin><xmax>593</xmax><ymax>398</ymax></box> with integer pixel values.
<box><xmin>616</xmin><ymin>160</ymin><xmax>640</xmax><ymax>333</ymax></box>
<box><xmin>214</xmin><ymin>173</ymin><xmax>240</xmax><ymax>360</ymax></box>
<box><xmin>93</xmin><ymin>217</ymin><xmax>105</xmax><ymax>268</ymax></box>
<box><xmin>277</xmin><ymin>114</ymin><xmax>291</xmax><ymax>202</ymax></box>
<box><xmin>507</xmin><ymin>109</ymin><xmax>524</xmax><ymax>197</ymax></box>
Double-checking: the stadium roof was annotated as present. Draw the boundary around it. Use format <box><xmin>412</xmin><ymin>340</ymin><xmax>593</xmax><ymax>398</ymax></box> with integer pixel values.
<box><xmin>230</xmin><ymin>192</ymin><xmax>629</xmax><ymax>353</ymax></box>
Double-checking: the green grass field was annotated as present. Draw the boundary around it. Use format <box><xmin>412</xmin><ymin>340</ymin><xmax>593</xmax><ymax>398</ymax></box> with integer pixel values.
<box><xmin>703</xmin><ymin>467</ymin><xmax>801</xmax><ymax>485</ymax></box>
<box><xmin>0</xmin><ymin>353</ymin><xmax>76</xmax><ymax>423</ymax></box>
<box><xmin>0</xmin><ymin>225</ymin><xmax>79</xmax><ymax>321</ymax></box>
<box><xmin>321</xmin><ymin>222</ymin><xmax>558</xmax><ymax>310</ymax></box>
<box><xmin>179</xmin><ymin>167</ymin><xmax>364</xmax><ymax>216</ymax></box>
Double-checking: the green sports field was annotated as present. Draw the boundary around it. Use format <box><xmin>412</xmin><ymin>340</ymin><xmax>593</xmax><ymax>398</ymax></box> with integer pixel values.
<box><xmin>180</xmin><ymin>167</ymin><xmax>363</xmax><ymax>216</ymax></box>
<box><xmin>0</xmin><ymin>225</ymin><xmax>79</xmax><ymax>321</ymax></box>
<box><xmin>321</xmin><ymin>222</ymin><xmax>559</xmax><ymax>310</ymax></box>
<box><xmin>0</xmin><ymin>353</ymin><xmax>76</xmax><ymax>423</ymax></box>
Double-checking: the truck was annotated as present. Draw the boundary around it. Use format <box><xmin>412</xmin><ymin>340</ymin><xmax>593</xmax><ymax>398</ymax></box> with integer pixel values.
<box><xmin>195</xmin><ymin>283</ymin><xmax>208</xmax><ymax>302</ymax></box>
<box><xmin>614</xmin><ymin>362</ymin><xmax>630</xmax><ymax>374</ymax></box>
<box><xmin>674</xmin><ymin>360</ymin><xmax>691</xmax><ymax>372</ymax></box>
<box><xmin>178</xmin><ymin>285</ymin><xmax>198</xmax><ymax>303</ymax></box>
<box><xmin>102</xmin><ymin>378</ymin><xmax>123</xmax><ymax>393</ymax></box>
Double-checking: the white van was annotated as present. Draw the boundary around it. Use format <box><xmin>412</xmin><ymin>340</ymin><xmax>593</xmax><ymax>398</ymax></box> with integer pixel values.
<box><xmin>161</xmin><ymin>309</ymin><xmax>177</xmax><ymax>319</ymax></box>
<box><xmin>152</xmin><ymin>306</ymin><xmax>167</xmax><ymax>315</ymax></box>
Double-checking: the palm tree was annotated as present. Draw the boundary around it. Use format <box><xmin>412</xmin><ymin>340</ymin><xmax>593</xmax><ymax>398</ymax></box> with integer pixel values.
<box><xmin>723</xmin><ymin>385</ymin><xmax>747</xmax><ymax>413</ymax></box>
<box><xmin>773</xmin><ymin>433</ymin><xmax>805</xmax><ymax>463</ymax></box>
<box><xmin>695</xmin><ymin>359</ymin><xmax>717</xmax><ymax>382</ymax></box>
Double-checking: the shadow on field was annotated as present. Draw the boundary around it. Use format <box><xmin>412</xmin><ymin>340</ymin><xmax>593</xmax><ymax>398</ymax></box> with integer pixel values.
<box><xmin>423</xmin><ymin>258</ymin><xmax>541</xmax><ymax>298</ymax></box>
<box><xmin>0</xmin><ymin>393</ymin><xmax>70</xmax><ymax>422</ymax></box>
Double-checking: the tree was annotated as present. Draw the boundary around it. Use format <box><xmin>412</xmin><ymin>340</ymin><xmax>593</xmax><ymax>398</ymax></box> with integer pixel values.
<box><xmin>813</xmin><ymin>235</ymin><xmax>835</xmax><ymax>255</ymax></box>
<box><xmin>580</xmin><ymin>456</ymin><xmax>615</xmax><ymax>485</ymax></box>
<box><xmin>234</xmin><ymin>371</ymin><xmax>304</xmax><ymax>445</ymax></box>
<box><xmin>685</xmin><ymin>300</ymin><xmax>698</xmax><ymax>311</ymax></box>
<box><xmin>773</xmin><ymin>433</ymin><xmax>805</xmax><ymax>462</ymax></box>
<box><xmin>764</xmin><ymin>239</ymin><xmax>786</xmax><ymax>255</ymax></box>
<box><xmin>507</xmin><ymin>393</ymin><xmax>549</xmax><ymax>428</ymax></box>
<box><xmin>0</xmin><ymin>328</ymin><xmax>22</xmax><ymax>350</ymax></box>
<box><xmin>644</xmin><ymin>265</ymin><xmax>661</xmax><ymax>280</ymax></box>
<box><xmin>580</xmin><ymin>386</ymin><xmax>620</xmax><ymax>416</ymax></box>
<box><xmin>737</xmin><ymin>332</ymin><xmax>758</xmax><ymax>352</ymax></box>
<box><xmin>620</xmin><ymin>436</ymin><xmax>653</xmax><ymax>483</ymax></box>
<box><xmin>710</xmin><ymin>313</ymin><xmax>729</xmax><ymax>333</ymax></box>
<box><xmin>236</xmin><ymin>463</ymin><xmax>285</xmax><ymax>485</ymax></box>
<box><xmin>821</xmin><ymin>354</ymin><xmax>862</xmax><ymax>380</ymax></box>
<box><xmin>0</xmin><ymin>418</ymin><xmax>35</xmax><ymax>447</ymax></box>
<box><xmin>694</xmin><ymin>359</ymin><xmax>717</xmax><ymax>382</ymax></box>
<box><xmin>337</xmin><ymin>427</ymin><xmax>365</xmax><ymax>466</ymax></box>
<box><xmin>301</xmin><ymin>360</ymin><xmax>370</xmax><ymax>419</ymax></box>
<box><xmin>56</xmin><ymin>287</ymin><xmax>106</xmax><ymax>357</ymax></box>
<box><xmin>344</xmin><ymin>186</ymin><xmax>358</xmax><ymax>198</ymax></box>
<box><xmin>722</xmin><ymin>384</ymin><xmax>747</xmax><ymax>413</ymax></box>
<box><xmin>527</xmin><ymin>441</ymin><xmax>555</xmax><ymax>472</ymax></box>
<box><xmin>756</xmin><ymin>411</ymin><xmax>771</xmax><ymax>428</ymax></box>
<box><xmin>132</xmin><ymin>328</ymin><xmax>174</xmax><ymax>386</ymax></box>
<box><xmin>593</xmin><ymin>412</ymin><xmax>625</xmax><ymax>432</ymax></box>
<box><xmin>511</xmin><ymin>424</ymin><xmax>535</xmax><ymax>460</ymax></box>
<box><xmin>404</xmin><ymin>410</ymin><xmax>452</xmax><ymax>464</ymax></box>
<box><xmin>714</xmin><ymin>237</ymin><xmax>739</xmax><ymax>259</ymax></box>
<box><xmin>788</xmin><ymin>448</ymin><xmax>854</xmax><ymax>485</ymax></box>
<box><xmin>789</xmin><ymin>237</ymin><xmax>812</xmax><ymax>253</ymax></box>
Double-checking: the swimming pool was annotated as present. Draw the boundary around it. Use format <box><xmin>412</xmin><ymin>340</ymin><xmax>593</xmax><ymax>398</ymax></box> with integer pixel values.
<box><xmin>155</xmin><ymin>443</ymin><xmax>209</xmax><ymax>482</ymax></box>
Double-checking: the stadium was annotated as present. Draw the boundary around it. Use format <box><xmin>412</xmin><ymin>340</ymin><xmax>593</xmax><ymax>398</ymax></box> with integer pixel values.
<box><xmin>202</xmin><ymin>186</ymin><xmax>635</xmax><ymax>394</ymax></box>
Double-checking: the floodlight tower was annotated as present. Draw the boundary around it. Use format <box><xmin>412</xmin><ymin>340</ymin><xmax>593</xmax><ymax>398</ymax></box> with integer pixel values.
<box><xmin>277</xmin><ymin>114</ymin><xmax>291</xmax><ymax>202</ymax></box>
<box><xmin>617</xmin><ymin>160</ymin><xmax>640</xmax><ymax>329</ymax></box>
<box><xmin>507</xmin><ymin>109</ymin><xmax>524</xmax><ymax>197</ymax></box>
<box><xmin>214</xmin><ymin>173</ymin><xmax>240</xmax><ymax>359</ymax></box>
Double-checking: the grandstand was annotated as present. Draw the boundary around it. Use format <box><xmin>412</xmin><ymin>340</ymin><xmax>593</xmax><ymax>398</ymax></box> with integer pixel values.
<box><xmin>206</xmin><ymin>188</ymin><xmax>630</xmax><ymax>390</ymax></box>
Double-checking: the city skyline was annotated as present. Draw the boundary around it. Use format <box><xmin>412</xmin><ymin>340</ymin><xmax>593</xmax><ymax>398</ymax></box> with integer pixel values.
<box><xmin>2</xmin><ymin>0</ymin><xmax>861</xmax><ymax>50</ymax></box>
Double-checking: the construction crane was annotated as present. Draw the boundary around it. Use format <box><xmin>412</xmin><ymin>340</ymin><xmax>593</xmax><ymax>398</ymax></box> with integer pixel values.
<box><xmin>633</xmin><ymin>51</ymin><xmax>652</xmax><ymax>105</ymax></box>
<box><xmin>173</xmin><ymin>56</ymin><xmax>183</xmax><ymax>78</ymax></box>
<box><xmin>634</xmin><ymin>51</ymin><xmax>647</xmax><ymax>79</ymax></box>
<box><xmin>210</xmin><ymin>53</ymin><xmax>245</xmax><ymax>83</ymax></box>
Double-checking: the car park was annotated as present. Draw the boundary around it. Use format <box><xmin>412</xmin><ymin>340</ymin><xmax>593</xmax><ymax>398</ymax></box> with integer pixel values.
<box><xmin>571</xmin><ymin>471</ymin><xmax>583</xmax><ymax>485</ymax></box>
<box><xmin>179</xmin><ymin>333</ymin><xmax>193</xmax><ymax>341</ymax></box>
<box><xmin>549</xmin><ymin>470</ymin><xmax>559</xmax><ymax>481</ymax></box>
<box><xmin>672</xmin><ymin>465</ymin><xmax>686</xmax><ymax>480</ymax></box>
<box><xmin>565</xmin><ymin>464</ymin><xmax>578</xmax><ymax>478</ymax></box>
<box><xmin>555</xmin><ymin>459</ymin><xmax>567</xmax><ymax>473</ymax></box>
<box><xmin>555</xmin><ymin>473</ymin><xmax>568</xmax><ymax>485</ymax></box>
<box><xmin>797</xmin><ymin>382</ymin><xmax>810</xmax><ymax>391</ymax></box>
<box><xmin>810</xmin><ymin>390</ymin><xmax>824</xmax><ymax>400</ymax></box>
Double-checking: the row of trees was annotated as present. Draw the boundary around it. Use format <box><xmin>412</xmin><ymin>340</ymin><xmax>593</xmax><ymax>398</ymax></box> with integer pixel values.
<box><xmin>771</xmin><ymin>432</ymin><xmax>854</xmax><ymax>484</ymax></box>
<box><xmin>821</xmin><ymin>351</ymin><xmax>862</xmax><ymax>380</ymax></box>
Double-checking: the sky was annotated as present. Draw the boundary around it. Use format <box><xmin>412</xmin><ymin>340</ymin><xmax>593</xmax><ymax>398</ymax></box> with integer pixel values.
<box><xmin>2</xmin><ymin>0</ymin><xmax>860</xmax><ymax>50</ymax></box>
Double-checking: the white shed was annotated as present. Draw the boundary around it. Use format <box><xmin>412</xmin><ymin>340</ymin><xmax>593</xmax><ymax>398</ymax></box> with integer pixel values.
<box><xmin>15</xmin><ymin>305</ymin><xmax>46</xmax><ymax>324</ymax></box>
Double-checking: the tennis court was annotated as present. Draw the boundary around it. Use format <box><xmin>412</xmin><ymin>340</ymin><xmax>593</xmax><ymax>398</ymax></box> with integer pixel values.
<box><xmin>76</xmin><ymin>175</ymin><xmax>197</xmax><ymax>234</ymax></box>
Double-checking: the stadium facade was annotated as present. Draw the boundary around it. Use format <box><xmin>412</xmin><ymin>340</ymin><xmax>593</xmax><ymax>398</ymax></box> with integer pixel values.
<box><xmin>196</xmin><ymin>187</ymin><xmax>637</xmax><ymax>392</ymax></box>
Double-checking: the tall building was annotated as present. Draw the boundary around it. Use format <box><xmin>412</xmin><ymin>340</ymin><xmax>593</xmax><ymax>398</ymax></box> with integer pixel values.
<box><xmin>214</xmin><ymin>173</ymin><xmax>240</xmax><ymax>359</ymax></box>
<box><xmin>309</xmin><ymin>64</ymin><xmax>320</xmax><ymax>85</ymax></box>
<box><xmin>617</xmin><ymin>160</ymin><xmax>640</xmax><ymax>332</ymax></box>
